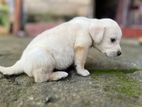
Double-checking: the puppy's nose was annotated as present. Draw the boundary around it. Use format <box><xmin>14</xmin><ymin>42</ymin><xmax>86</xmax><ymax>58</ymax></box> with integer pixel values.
<box><xmin>117</xmin><ymin>51</ymin><xmax>121</xmax><ymax>56</ymax></box>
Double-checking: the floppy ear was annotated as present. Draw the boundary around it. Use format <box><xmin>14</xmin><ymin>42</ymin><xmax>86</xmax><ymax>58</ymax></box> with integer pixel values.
<box><xmin>89</xmin><ymin>24</ymin><xmax>105</xmax><ymax>44</ymax></box>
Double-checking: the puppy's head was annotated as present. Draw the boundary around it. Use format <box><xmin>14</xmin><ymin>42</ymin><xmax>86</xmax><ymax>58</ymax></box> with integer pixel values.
<box><xmin>89</xmin><ymin>19</ymin><xmax>122</xmax><ymax>57</ymax></box>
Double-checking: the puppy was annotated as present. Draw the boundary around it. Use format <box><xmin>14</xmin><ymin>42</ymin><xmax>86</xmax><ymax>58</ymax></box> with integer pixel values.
<box><xmin>0</xmin><ymin>17</ymin><xmax>122</xmax><ymax>82</ymax></box>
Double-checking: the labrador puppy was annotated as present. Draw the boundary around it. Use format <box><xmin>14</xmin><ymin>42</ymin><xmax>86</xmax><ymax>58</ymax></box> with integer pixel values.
<box><xmin>0</xmin><ymin>17</ymin><xmax>122</xmax><ymax>82</ymax></box>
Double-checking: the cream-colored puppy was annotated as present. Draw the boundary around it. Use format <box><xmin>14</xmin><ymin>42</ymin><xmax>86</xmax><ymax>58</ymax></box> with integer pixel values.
<box><xmin>0</xmin><ymin>17</ymin><xmax>122</xmax><ymax>82</ymax></box>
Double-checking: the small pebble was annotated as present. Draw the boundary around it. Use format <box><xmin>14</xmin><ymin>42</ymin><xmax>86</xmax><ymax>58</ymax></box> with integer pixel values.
<box><xmin>44</xmin><ymin>96</ymin><xmax>53</xmax><ymax>104</ymax></box>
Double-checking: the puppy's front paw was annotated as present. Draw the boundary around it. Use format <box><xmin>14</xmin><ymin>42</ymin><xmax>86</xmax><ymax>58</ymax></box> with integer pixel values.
<box><xmin>77</xmin><ymin>69</ymin><xmax>90</xmax><ymax>76</ymax></box>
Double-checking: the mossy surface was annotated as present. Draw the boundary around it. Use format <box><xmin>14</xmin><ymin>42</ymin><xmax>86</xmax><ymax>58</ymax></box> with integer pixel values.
<box><xmin>90</xmin><ymin>68</ymin><xmax>142</xmax><ymax>97</ymax></box>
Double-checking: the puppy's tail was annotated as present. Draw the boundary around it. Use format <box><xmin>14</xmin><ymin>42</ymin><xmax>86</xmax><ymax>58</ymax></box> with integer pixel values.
<box><xmin>0</xmin><ymin>60</ymin><xmax>23</xmax><ymax>75</ymax></box>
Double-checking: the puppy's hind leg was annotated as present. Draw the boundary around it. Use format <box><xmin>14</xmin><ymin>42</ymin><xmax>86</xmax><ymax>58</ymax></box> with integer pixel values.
<box><xmin>33</xmin><ymin>70</ymin><xmax>68</xmax><ymax>82</ymax></box>
<box><xmin>33</xmin><ymin>68</ymin><xmax>51</xmax><ymax>83</ymax></box>
<box><xmin>49</xmin><ymin>71</ymin><xmax>68</xmax><ymax>81</ymax></box>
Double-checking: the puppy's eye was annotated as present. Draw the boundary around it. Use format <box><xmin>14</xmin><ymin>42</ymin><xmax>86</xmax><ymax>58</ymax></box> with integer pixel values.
<box><xmin>110</xmin><ymin>38</ymin><xmax>116</xmax><ymax>43</ymax></box>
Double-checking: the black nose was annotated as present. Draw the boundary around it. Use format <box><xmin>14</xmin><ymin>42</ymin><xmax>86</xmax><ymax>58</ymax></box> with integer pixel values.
<box><xmin>117</xmin><ymin>51</ymin><xmax>121</xmax><ymax>56</ymax></box>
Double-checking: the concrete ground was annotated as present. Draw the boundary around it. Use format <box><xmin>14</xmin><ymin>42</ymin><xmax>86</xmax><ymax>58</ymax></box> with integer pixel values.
<box><xmin>0</xmin><ymin>36</ymin><xmax>142</xmax><ymax>107</ymax></box>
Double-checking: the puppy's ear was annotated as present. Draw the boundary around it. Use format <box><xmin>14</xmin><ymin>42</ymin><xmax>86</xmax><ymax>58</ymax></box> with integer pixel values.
<box><xmin>89</xmin><ymin>24</ymin><xmax>105</xmax><ymax>44</ymax></box>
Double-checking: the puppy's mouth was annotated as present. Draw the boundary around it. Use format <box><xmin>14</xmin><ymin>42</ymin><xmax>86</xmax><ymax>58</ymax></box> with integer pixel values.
<box><xmin>104</xmin><ymin>52</ymin><xmax>118</xmax><ymax>57</ymax></box>
<box><xmin>95</xmin><ymin>46</ymin><xmax>121</xmax><ymax>57</ymax></box>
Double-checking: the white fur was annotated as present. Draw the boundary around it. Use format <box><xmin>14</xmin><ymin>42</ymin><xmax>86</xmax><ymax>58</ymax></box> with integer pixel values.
<box><xmin>0</xmin><ymin>17</ymin><xmax>122</xmax><ymax>82</ymax></box>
